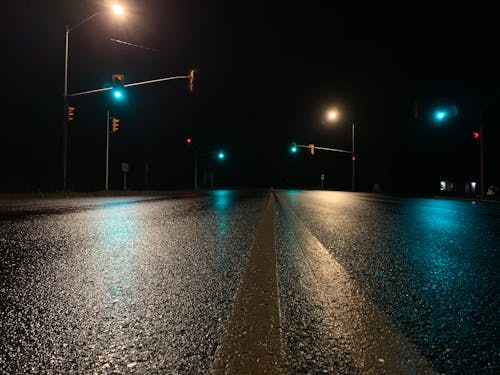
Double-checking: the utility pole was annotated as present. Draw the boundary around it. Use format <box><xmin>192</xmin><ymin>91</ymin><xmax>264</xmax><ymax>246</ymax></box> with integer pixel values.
<box><xmin>352</xmin><ymin>122</ymin><xmax>355</xmax><ymax>192</ymax></box>
<box><xmin>62</xmin><ymin>25</ymin><xmax>69</xmax><ymax>191</ymax></box>
<box><xmin>480</xmin><ymin>110</ymin><xmax>484</xmax><ymax>199</ymax></box>
<box><xmin>105</xmin><ymin>110</ymin><xmax>110</xmax><ymax>191</ymax></box>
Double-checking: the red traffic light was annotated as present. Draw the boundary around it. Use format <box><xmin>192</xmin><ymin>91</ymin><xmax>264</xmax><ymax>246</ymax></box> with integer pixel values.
<box><xmin>472</xmin><ymin>131</ymin><xmax>479</xmax><ymax>139</ymax></box>
<box><xmin>186</xmin><ymin>137</ymin><xmax>192</xmax><ymax>144</ymax></box>
<box><xmin>68</xmin><ymin>106</ymin><xmax>75</xmax><ymax>121</ymax></box>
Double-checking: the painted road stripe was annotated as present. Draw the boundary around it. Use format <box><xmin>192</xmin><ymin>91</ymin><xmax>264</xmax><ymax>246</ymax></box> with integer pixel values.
<box><xmin>276</xmin><ymin>191</ymin><xmax>434</xmax><ymax>374</ymax></box>
<box><xmin>211</xmin><ymin>192</ymin><xmax>286</xmax><ymax>374</ymax></box>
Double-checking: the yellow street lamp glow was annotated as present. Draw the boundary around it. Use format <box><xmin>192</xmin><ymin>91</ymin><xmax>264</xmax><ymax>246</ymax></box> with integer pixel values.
<box><xmin>112</xmin><ymin>4</ymin><xmax>124</xmax><ymax>15</ymax></box>
<box><xmin>327</xmin><ymin>109</ymin><xmax>339</xmax><ymax>122</ymax></box>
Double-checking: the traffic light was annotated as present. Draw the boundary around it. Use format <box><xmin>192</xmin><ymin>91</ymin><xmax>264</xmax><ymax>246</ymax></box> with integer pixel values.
<box><xmin>217</xmin><ymin>151</ymin><xmax>225</xmax><ymax>160</ymax></box>
<box><xmin>186</xmin><ymin>137</ymin><xmax>192</xmax><ymax>145</ymax></box>
<box><xmin>112</xmin><ymin>118</ymin><xmax>120</xmax><ymax>132</ymax></box>
<box><xmin>67</xmin><ymin>106</ymin><xmax>75</xmax><ymax>121</ymax></box>
<box><xmin>188</xmin><ymin>69</ymin><xmax>196</xmax><ymax>92</ymax></box>
<box><xmin>434</xmin><ymin>110</ymin><xmax>448</xmax><ymax>122</ymax></box>
<box><xmin>290</xmin><ymin>142</ymin><xmax>297</xmax><ymax>153</ymax></box>
<box><xmin>309</xmin><ymin>144</ymin><xmax>315</xmax><ymax>155</ymax></box>
<box><xmin>111</xmin><ymin>73</ymin><xmax>125</xmax><ymax>100</ymax></box>
<box><xmin>472</xmin><ymin>131</ymin><xmax>480</xmax><ymax>140</ymax></box>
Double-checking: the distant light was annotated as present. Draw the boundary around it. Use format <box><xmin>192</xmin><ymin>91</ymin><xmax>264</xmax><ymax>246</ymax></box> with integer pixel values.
<box><xmin>290</xmin><ymin>145</ymin><xmax>297</xmax><ymax>153</ymax></box>
<box><xmin>472</xmin><ymin>131</ymin><xmax>479</xmax><ymax>139</ymax></box>
<box><xmin>186</xmin><ymin>137</ymin><xmax>192</xmax><ymax>144</ymax></box>
<box><xmin>434</xmin><ymin>110</ymin><xmax>448</xmax><ymax>122</ymax></box>
<box><xmin>114</xmin><ymin>90</ymin><xmax>122</xmax><ymax>99</ymax></box>
<box><xmin>113</xmin><ymin>4</ymin><xmax>124</xmax><ymax>15</ymax></box>
<box><xmin>327</xmin><ymin>109</ymin><xmax>339</xmax><ymax>121</ymax></box>
<box><xmin>217</xmin><ymin>152</ymin><xmax>225</xmax><ymax>160</ymax></box>
<box><xmin>440</xmin><ymin>181</ymin><xmax>446</xmax><ymax>191</ymax></box>
<box><xmin>471</xmin><ymin>181</ymin><xmax>477</xmax><ymax>189</ymax></box>
<box><xmin>352</xmin><ymin>155</ymin><xmax>356</xmax><ymax>161</ymax></box>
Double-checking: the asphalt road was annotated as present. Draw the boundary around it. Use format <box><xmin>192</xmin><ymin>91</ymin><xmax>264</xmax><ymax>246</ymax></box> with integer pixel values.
<box><xmin>0</xmin><ymin>190</ymin><xmax>498</xmax><ymax>374</ymax></box>
<box><xmin>275</xmin><ymin>190</ymin><xmax>499</xmax><ymax>374</ymax></box>
<box><xmin>0</xmin><ymin>191</ymin><xmax>268</xmax><ymax>373</ymax></box>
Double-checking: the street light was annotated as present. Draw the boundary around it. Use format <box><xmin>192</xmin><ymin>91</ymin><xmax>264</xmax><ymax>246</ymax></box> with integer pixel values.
<box><xmin>327</xmin><ymin>109</ymin><xmax>339</xmax><ymax>122</ymax></box>
<box><xmin>325</xmin><ymin>108</ymin><xmax>356</xmax><ymax>192</ymax></box>
<box><xmin>112</xmin><ymin>4</ymin><xmax>124</xmax><ymax>15</ymax></box>
<box><xmin>62</xmin><ymin>4</ymin><xmax>125</xmax><ymax>190</ymax></box>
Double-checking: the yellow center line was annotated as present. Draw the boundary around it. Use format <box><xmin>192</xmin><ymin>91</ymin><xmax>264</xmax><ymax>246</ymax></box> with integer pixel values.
<box><xmin>211</xmin><ymin>192</ymin><xmax>286</xmax><ymax>374</ymax></box>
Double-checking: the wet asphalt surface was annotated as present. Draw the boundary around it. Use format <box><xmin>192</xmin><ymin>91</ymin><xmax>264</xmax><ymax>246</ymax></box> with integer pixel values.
<box><xmin>275</xmin><ymin>190</ymin><xmax>499</xmax><ymax>374</ymax></box>
<box><xmin>0</xmin><ymin>190</ymin><xmax>498</xmax><ymax>374</ymax></box>
<box><xmin>0</xmin><ymin>191</ymin><xmax>268</xmax><ymax>374</ymax></box>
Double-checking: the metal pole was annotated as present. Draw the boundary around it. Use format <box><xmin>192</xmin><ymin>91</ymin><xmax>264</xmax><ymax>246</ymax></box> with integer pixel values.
<box><xmin>480</xmin><ymin>121</ymin><xmax>484</xmax><ymax>199</ymax></box>
<box><xmin>194</xmin><ymin>151</ymin><xmax>198</xmax><ymax>190</ymax></box>
<box><xmin>352</xmin><ymin>122</ymin><xmax>355</xmax><ymax>192</ymax></box>
<box><xmin>106</xmin><ymin>110</ymin><xmax>110</xmax><ymax>191</ymax></box>
<box><xmin>63</xmin><ymin>26</ymin><xmax>69</xmax><ymax>191</ymax></box>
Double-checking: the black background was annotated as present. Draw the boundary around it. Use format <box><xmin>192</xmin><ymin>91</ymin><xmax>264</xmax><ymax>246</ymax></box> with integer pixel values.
<box><xmin>1</xmin><ymin>1</ymin><xmax>499</xmax><ymax>193</ymax></box>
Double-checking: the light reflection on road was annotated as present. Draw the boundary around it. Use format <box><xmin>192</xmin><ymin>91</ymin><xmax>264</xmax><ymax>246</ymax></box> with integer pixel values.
<box><xmin>0</xmin><ymin>192</ymin><xmax>267</xmax><ymax>373</ymax></box>
<box><xmin>93</xmin><ymin>206</ymin><xmax>140</xmax><ymax>311</ymax></box>
<box><xmin>276</xmin><ymin>190</ymin><xmax>499</xmax><ymax>373</ymax></box>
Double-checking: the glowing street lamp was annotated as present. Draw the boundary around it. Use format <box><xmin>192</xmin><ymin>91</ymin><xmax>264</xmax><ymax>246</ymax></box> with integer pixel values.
<box><xmin>62</xmin><ymin>4</ymin><xmax>125</xmax><ymax>190</ymax></box>
<box><xmin>325</xmin><ymin>108</ymin><xmax>356</xmax><ymax>192</ymax></box>
<box><xmin>112</xmin><ymin>4</ymin><xmax>124</xmax><ymax>15</ymax></box>
<box><xmin>327</xmin><ymin>109</ymin><xmax>339</xmax><ymax>122</ymax></box>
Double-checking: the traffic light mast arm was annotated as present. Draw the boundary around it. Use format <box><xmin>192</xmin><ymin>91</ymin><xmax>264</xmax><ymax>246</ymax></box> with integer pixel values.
<box><xmin>295</xmin><ymin>143</ymin><xmax>352</xmax><ymax>154</ymax></box>
<box><xmin>69</xmin><ymin>75</ymin><xmax>191</xmax><ymax>97</ymax></box>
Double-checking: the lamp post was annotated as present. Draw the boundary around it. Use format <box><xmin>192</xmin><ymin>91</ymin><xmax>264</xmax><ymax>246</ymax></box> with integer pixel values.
<box><xmin>62</xmin><ymin>4</ymin><xmax>124</xmax><ymax>190</ymax></box>
<box><xmin>326</xmin><ymin>109</ymin><xmax>356</xmax><ymax>192</ymax></box>
<box><xmin>351</xmin><ymin>122</ymin><xmax>355</xmax><ymax>192</ymax></box>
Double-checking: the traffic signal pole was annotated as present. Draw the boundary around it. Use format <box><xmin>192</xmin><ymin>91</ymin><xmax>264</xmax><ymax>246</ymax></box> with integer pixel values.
<box><xmin>480</xmin><ymin>121</ymin><xmax>484</xmax><ymax>199</ymax></box>
<box><xmin>66</xmin><ymin>72</ymin><xmax>195</xmax><ymax>192</ymax></box>
<box><xmin>69</xmin><ymin>75</ymin><xmax>192</xmax><ymax>97</ymax></box>
<box><xmin>62</xmin><ymin>25</ymin><xmax>69</xmax><ymax>191</ymax></box>
<box><xmin>105</xmin><ymin>109</ymin><xmax>110</xmax><ymax>191</ymax></box>
<box><xmin>292</xmin><ymin>139</ymin><xmax>355</xmax><ymax>191</ymax></box>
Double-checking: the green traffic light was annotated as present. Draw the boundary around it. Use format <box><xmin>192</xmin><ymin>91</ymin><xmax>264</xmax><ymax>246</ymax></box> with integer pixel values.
<box><xmin>112</xmin><ymin>89</ymin><xmax>124</xmax><ymax>100</ymax></box>
<box><xmin>434</xmin><ymin>110</ymin><xmax>447</xmax><ymax>122</ymax></box>
<box><xmin>217</xmin><ymin>151</ymin><xmax>225</xmax><ymax>160</ymax></box>
<box><xmin>290</xmin><ymin>143</ymin><xmax>297</xmax><ymax>153</ymax></box>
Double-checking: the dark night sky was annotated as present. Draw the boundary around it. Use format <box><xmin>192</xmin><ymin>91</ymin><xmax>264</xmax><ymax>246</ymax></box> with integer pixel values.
<box><xmin>1</xmin><ymin>1</ymin><xmax>499</xmax><ymax>193</ymax></box>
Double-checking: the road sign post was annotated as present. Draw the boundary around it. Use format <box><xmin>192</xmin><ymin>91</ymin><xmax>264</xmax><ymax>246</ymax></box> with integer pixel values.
<box><xmin>121</xmin><ymin>162</ymin><xmax>129</xmax><ymax>191</ymax></box>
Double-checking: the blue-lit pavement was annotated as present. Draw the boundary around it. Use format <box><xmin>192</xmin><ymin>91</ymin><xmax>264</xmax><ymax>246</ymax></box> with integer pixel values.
<box><xmin>0</xmin><ymin>191</ymin><xmax>267</xmax><ymax>373</ymax></box>
<box><xmin>275</xmin><ymin>191</ymin><xmax>499</xmax><ymax>374</ymax></box>
<box><xmin>0</xmin><ymin>190</ymin><xmax>498</xmax><ymax>373</ymax></box>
